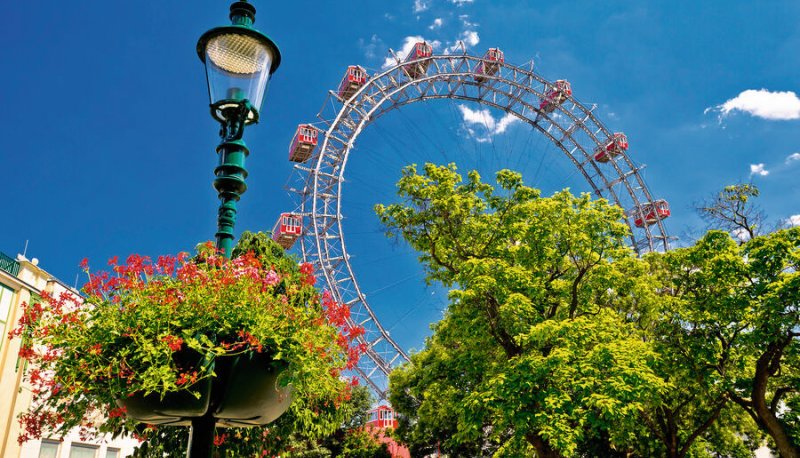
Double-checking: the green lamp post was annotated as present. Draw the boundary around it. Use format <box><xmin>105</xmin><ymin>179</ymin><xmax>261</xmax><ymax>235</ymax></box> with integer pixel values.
<box><xmin>185</xmin><ymin>2</ymin><xmax>281</xmax><ymax>457</ymax></box>
<box><xmin>197</xmin><ymin>0</ymin><xmax>281</xmax><ymax>259</ymax></box>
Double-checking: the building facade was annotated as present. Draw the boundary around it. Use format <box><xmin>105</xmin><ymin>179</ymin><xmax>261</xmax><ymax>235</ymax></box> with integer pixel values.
<box><xmin>0</xmin><ymin>251</ymin><xmax>138</xmax><ymax>458</ymax></box>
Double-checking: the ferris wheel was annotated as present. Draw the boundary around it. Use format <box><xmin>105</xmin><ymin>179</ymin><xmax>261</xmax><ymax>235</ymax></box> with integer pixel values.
<box><xmin>273</xmin><ymin>44</ymin><xmax>671</xmax><ymax>399</ymax></box>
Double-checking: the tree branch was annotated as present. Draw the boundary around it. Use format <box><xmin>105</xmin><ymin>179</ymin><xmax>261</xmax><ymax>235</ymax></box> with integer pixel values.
<box><xmin>678</xmin><ymin>397</ymin><xmax>727</xmax><ymax>458</ymax></box>
<box><xmin>770</xmin><ymin>387</ymin><xmax>795</xmax><ymax>413</ymax></box>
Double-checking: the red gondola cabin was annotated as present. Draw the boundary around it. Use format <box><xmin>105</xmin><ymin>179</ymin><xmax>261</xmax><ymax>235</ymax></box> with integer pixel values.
<box><xmin>365</xmin><ymin>406</ymin><xmax>410</xmax><ymax>457</ymax></box>
<box><xmin>272</xmin><ymin>213</ymin><xmax>302</xmax><ymax>249</ymax></box>
<box><xmin>338</xmin><ymin>65</ymin><xmax>368</xmax><ymax>101</ymax></box>
<box><xmin>539</xmin><ymin>79</ymin><xmax>572</xmax><ymax>113</ymax></box>
<box><xmin>367</xmin><ymin>405</ymin><xmax>398</xmax><ymax>430</ymax></box>
<box><xmin>288</xmin><ymin>124</ymin><xmax>318</xmax><ymax>163</ymax></box>
<box><xmin>594</xmin><ymin>132</ymin><xmax>629</xmax><ymax>163</ymax></box>
<box><xmin>402</xmin><ymin>41</ymin><xmax>433</xmax><ymax>79</ymax></box>
<box><xmin>473</xmin><ymin>48</ymin><xmax>504</xmax><ymax>82</ymax></box>
<box><xmin>632</xmin><ymin>200</ymin><xmax>671</xmax><ymax>228</ymax></box>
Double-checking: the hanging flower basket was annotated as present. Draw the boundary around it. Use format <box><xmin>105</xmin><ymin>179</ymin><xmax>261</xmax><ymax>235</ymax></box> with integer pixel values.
<box><xmin>213</xmin><ymin>352</ymin><xmax>291</xmax><ymax>427</ymax></box>
<box><xmin>11</xmin><ymin>233</ymin><xmax>365</xmax><ymax>446</ymax></box>
<box><xmin>119</xmin><ymin>351</ymin><xmax>290</xmax><ymax>427</ymax></box>
<box><xmin>116</xmin><ymin>347</ymin><xmax>211</xmax><ymax>426</ymax></box>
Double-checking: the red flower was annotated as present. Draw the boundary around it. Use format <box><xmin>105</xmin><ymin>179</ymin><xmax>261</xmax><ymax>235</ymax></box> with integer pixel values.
<box><xmin>18</xmin><ymin>346</ymin><xmax>35</xmax><ymax>359</ymax></box>
<box><xmin>79</xmin><ymin>258</ymin><xmax>89</xmax><ymax>270</ymax></box>
<box><xmin>300</xmin><ymin>263</ymin><xmax>316</xmax><ymax>286</ymax></box>
<box><xmin>161</xmin><ymin>335</ymin><xmax>184</xmax><ymax>352</ymax></box>
<box><xmin>176</xmin><ymin>371</ymin><xmax>198</xmax><ymax>386</ymax></box>
<box><xmin>214</xmin><ymin>433</ymin><xmax>228</xmax><ymax>446</ymax></box>
<box><xmin>108</xmin><ymin>406</ymin><xmax>127</xmax><ymax>418</ymax></box>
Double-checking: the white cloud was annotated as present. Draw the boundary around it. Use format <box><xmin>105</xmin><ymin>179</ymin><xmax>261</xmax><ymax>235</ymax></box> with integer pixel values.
<box><xmin>786</xmin><ymin>152</ymin><xmax>800</xmax><ymax>164</ymax></box>
<box><xmin>459</xmin><ymin>105</ymin><xmax>494</xmax><ymax>129</ymax></box>
<box><xmin>429</xmin><ymin>18</ymin><xmax>443</xmax><ymax>29</ymax></box>
<box><xmin>450</xmin><ymin>0</ymin><xmax>474</xmax><ymax>4</ymax></box>
<box><xmin>494</xmin><ymin>114</ymin><xmax>518</xmax><ymax>134</ymax></box>
<box><xmin>458</xmin><ymin>14</ymin><xmax>477</xmax><ymax>27</ymax></box>
<box><xmin>749</xmin><ymin>163</ymin><xmax>769</xmax><ymax>177</ymax></box>
<box><xmin>457</xmin><ymin>104</ymin><xmax>520</xmax><ymax>142</ymax></box>
<box><xmin>358</xmin><ymin>34</ymin><xmax>383</xmax><ymax>59</ymax></box>
<box><xmin>413</xmin><ymin>0</ymin><xmax>429</xmax><ymax>13</ymax></box>
<box><xmin>786</xmin><ymin>215</ymin><xmax>800</xmax><ymax>227</ymax></box>
<box><xmin>709</xmin><ymin>89</ymin><xmax>800</xmax><ymax>121</ymax></box>
<box><xmin>383</xmin><ymin>36</ymin><xmax>441</xmax><ymax>69</ymax></box>
<box><xmin>461</xmin><ymin>30</ymin><xmax>480</xmax><ymax>47</ymax></box>
<box><xmin>731</xmin><ymin>228</ymin><xmax>751</xmax><ymax>242</ymax></box>
<box><xmin>446</xmin><ymin>30</ymin><xmax>480</xmax><ymax>53</ymax></box>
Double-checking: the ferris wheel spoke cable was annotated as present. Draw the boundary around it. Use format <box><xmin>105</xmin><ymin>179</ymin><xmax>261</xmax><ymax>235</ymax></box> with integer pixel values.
<box><xmin>364</xmin><ymin>271</ymin><xmax>425</xmax><ymax>297</ymax></box>
<box><xmin>396</xmin><ymin>102</ymin><xmax>451</xmax><ymax>165</ymax></box>
<box><xmin>370</xmin><ymin>122</ymin><xmax>422</xmax><ymax>171</ymax></box>
<box><xmin>445</xmin><ymin>99</ymin><xmax>470</xmax><ymax>162</ymax></box>
<box><xmin>512</xmin><ymin>125</ymin><xmax>537</xmax><ymax>175</ymax></box>
<box><xmin>478</xmin><ymin>106</ymin><xmax>501</xmax><ymax>173</ymax></box>
<box><xmin>387</xmin><ymin>293</ymin><xmax>439</xmax><ymax>333</ymax></box>
<box><xmin>351</xmin><ymin>250</ymin><xmax>417</xmax><ymax>267</ymax></box>
<box><xmin>417</xmin><ymin>102</ymin><xmax>454</xmax><ymax>166</ymax></box>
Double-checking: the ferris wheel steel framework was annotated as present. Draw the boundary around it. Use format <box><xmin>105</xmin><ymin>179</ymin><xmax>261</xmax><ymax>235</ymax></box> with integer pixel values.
<box><xmin>288</xmin><ymin>52</ymin><xmax>670</xmax><ymax>399</ymax></box>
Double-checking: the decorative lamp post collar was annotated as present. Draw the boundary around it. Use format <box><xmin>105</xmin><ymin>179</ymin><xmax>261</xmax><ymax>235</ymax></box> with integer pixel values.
<box><xmin>228</xmin><ymin>1</ymin><xmax>256</xmax><ymax>26</ymax></box>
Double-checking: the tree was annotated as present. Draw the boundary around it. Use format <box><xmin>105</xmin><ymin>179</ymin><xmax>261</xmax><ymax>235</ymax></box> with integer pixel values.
<box><xmin>631</xmin><ymin>248</ymin><xmax>764</xmax><ymax>458</ymax></box>
<box><xmin>338</xmin><ymin>428</ymin><xmax>392</xmax><ymax>458</ymax></box>
<box><xmin>695</xmin><ymin>183</ymin><xmax>765</xmax><ymax>242</ymax></box>
<box><xmin>655</xmin><ymin>229</ymin><xmax>800</xmax><ymax>457</ymax></box>
<box><xmin>378</xmin><ymin>163</ymin><xmax>667</xmax><ymax>456</ymax></box>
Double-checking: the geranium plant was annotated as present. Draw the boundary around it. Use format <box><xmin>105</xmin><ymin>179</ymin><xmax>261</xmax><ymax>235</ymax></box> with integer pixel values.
<box><xmin>11</xmin><ymin>232</ymin><xmax>365</xmax><ymax>451</ymax></box>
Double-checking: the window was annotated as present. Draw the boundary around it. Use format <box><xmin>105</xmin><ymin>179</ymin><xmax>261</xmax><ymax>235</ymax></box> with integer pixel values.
<box><xmin>0</xmin><ymin>284</ymin><xmax>14</xmax><ymax>352</ymax></box>
<box><xmin>105</xmin><ymin>448</ymin><xmax>120</xmax><ymax>458</ymax></box>
<box><xmin>38</xmin><ymin>440</ymin><xmax>60</xmax><ymax>458</ymax></box>
<box><xmin>70</xmin><ymin>444</ymin><xmax>98</xmax><ymax>458</ymax></box>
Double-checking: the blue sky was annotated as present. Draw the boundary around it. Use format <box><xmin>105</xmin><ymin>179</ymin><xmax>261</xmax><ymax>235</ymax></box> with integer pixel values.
<box><xmin>1</xmin><ymin>0</ymin><xmax>798</xmax><ymax>353</ymax></box>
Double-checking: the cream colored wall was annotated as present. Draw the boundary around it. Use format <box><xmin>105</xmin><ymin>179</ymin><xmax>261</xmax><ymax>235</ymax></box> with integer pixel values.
<box><xmin>0</xmin><ymin>259</ymin><xmax>39</xmax><ymax>458</ymax></box>
<box><xmin>0</xmin><ymin>256</ymin><xmax>138</xmax><ymax>458</ymax></box>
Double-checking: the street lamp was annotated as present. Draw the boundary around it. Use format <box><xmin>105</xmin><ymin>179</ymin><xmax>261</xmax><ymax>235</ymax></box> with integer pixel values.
<box><xmin>183</xmin><ymin>2</ymin><xmax>281</xmax><ymax>457</ymax></box>
<box><xmin>197</xmin><ymin>0</ymin><xmax>281</xmax><ymax>258</ymax></box>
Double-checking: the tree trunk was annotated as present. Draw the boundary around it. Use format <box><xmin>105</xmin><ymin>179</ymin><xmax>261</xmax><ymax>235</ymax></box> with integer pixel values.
<box><xmin>525</xmin><ymin>432</ymin><xmax>562</xmax><ymax>458</ymax></box>
<box><xmin>664</xmin><ymin>408</ymin><xmax>679</xmax><ymax>458</ymax></box>
<box><xmin>752</xmin><ymin>345</ymin><xmax>800</xmax><ymax>458</ymax></box>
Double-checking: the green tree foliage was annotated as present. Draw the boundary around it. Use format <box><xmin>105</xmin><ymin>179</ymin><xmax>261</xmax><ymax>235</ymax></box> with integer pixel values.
<box><xmin>378</xmin><ymin>166</ymin><xmax>795</xmax><ymax>457</ymax></box>
<box><xmin>654</xmin><ymin>229</ymin><xmax>800</xmax><ymax>457</ymax></box>
<box><xmin>377</xmin><ymin>164</ymin><xmax>668</xmax><ymax>457</ymax></box>
<box><xmin>338</xmin><ymin>428</ymin><xmax>393</xmax><ymax>458</ymax></box>
<box><xmin>280</xmin><ymin>384</ymin><xmax>390</xmax><ymax>458</ymax></box>
<box><xmin>631</xmin><ymin>240</ymin><xmax>764</xmax><ymax>458</ymax></box>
